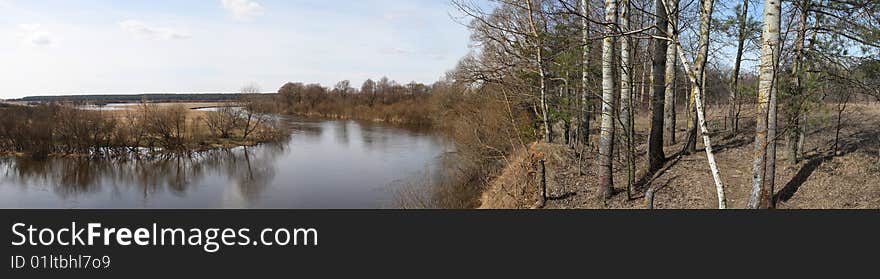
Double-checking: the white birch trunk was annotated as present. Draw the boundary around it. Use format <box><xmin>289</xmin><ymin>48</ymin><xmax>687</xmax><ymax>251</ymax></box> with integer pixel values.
<box><xmin>666</xmin><ymin>0</ymin><xmax>726</xmax><ymax>209</ymax></box>
<box><xmin>620</xmin><ymin>0</ymin><xmax>635</xmax><ymax>198</ymax></box>
<box><xmin>581</xmin><ymin>0</ymin><xmax>592</xmax><ymax>146</ymax></box>
<box><xmin>597</xmin><ymin>0</ymin><xmax>618</xmax><ymax>198</ymax></box>
<box><xmin>749</xmin><ymin>0</ymin><xmax>782</xmax><ymax>209</ymax></box>
<box><xmin>664</xmin><ymin>0</ymin><xmax>678</xmax><ymax>146</ymax></box>
<box><xmin>675</xmin><ymin>47</ymin><xmax>727</xmax><ymax>209</ymax></box>
<box><xmin>526</xmin><ymin>0</ymin><xmax>552</xmax><ymax>143</ymax></box>
<box><xmin>620</xmin><ymin>0</ymin><xmax>632</xmax><ymax>133</ymax></box>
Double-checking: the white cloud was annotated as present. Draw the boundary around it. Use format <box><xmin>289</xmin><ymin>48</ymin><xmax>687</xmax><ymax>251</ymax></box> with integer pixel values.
<box><xmin>380</xmin><ymin>47</ymin><xmax>412</xmax><ymax>55</ymax></box>
<box><xmin>29</xmin><ymin>32</ymin><xmax>52</xmax><ymax>46</ymax></box>
<box><xmin>221</xmin><ymin>0</ymin><xmax>264</xmax><ymax>21</ymax></box>
<box><xmin>18</xmin><ymin>23</ymin><xmax>39</xmax><ymax>31</ymax></box>
<box><xmin>19</xmin><ymin>24</ymin><xmax>54</xmax><ymax>47</ymax></box>
<box><xmin>119</xmin><ymin>20</ymin><xmax>191</xmax><ymax>40</ymax></box>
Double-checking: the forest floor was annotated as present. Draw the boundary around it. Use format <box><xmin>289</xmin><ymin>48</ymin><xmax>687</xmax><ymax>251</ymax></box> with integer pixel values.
<box><xmin>479</xmin><ymin>103</ymin><xmax>880</xmax><ymax>209</ymax></box>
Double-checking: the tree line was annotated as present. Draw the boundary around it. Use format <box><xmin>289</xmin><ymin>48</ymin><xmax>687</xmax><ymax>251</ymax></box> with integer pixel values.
<box><xmin>257</xmin><ymin>77</ymin><xmax>436</xmax><ymax>126</ymax></box>
<box><xmin>442</xmin><ymin>0</ymin><xmax>880</xmax><ymax>209</ymax></box>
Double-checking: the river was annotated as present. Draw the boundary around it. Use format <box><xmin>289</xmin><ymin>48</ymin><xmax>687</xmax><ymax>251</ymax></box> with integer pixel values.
<box><xmin>0</xmin><ymin>117</ymin><xmax>452</xmax><ymax>209</ymax></box>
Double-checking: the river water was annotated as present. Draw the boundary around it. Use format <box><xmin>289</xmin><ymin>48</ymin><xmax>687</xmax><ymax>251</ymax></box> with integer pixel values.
<box><xmin>0</xmin><ymin>117</ymin><xmax>451</xmax><ymax>209</ymax></box>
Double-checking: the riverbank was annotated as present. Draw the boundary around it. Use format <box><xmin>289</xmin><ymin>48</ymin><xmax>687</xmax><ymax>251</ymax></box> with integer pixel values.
<box><xmin>291</xmin><ymin>111</ymin><xmax>431</xmax><ymax>127</ymax></box>
<box><xmin>478</xmin><ymin>105</ymin><xmax>880</xmax><ymax>209</ymax></box>
<box><xmin>281</xmin><ymin>98</ymin><xmax>434</xmax><ymax>127</ymax></box>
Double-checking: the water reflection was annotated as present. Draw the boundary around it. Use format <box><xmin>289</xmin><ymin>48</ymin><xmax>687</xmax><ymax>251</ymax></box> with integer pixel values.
<box><xmin>0</xmin><ymin>145</ymin><xmax>282</xmax><ymax>206</ymax></box>
<box><xmin>79</xmin><ymin>103</ymin><xmax>139</xmax><ymax>111</ymax></box>
<box><xmin>0</xmin><ymin>117</ymin><xmax>449</xmax><ymax>209</ymax></box>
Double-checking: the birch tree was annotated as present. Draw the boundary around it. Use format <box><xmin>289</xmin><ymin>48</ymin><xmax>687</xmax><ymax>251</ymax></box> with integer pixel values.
<box><xmin>665</xmin><ymin>0</ymin><xmax>727</xmax><ymax>209</ymax></box>
<box><xmin>620</xmin><ymin>0</ymin><xmax>636</xmax><ymax>198</ymax></box>
<box><xmin>526</xmin><ymin>0</ymin><xmax>553</xmax><ymax>143</ymax></box>
<box><xmin>452</xmin><ymin>0</ymin><xmax>561</xmax><ymax>146</ymax></box>
<box><xmin>749</xmin><ymin>0</ymin><xmax>782</xmax><ymax>209</ymax></box>
<box><xmin>580</xmin><ymin>0</ymin><xmax>592</xmax><ymax>146</ymax></box>
<box><xmin>681</xmin><ymin>1</ymin><xmax>703</xmax><ymax>156</ymax></box>
<box><xmin>663</xmin><ymin>0</ymin><xmax>678</xmax><ymax>146</ymax></box>
<box><xmin>597</xmin><ymin>0</ymin><xmax>618</xmax><ymax>199</ymax></box>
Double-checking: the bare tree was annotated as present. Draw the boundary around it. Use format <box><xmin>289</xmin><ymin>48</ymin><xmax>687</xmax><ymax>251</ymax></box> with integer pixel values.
<box><xmin>664</xmin><ymin>0</ymin><xmax>727</xmax><ymax>208</ymax></box>
<box><xmin>205</xmin><ymin>106</ymin><xmax>241</xmax><ymax>139</ymax></box>
<box><xmin>728</xmin><ymin>0</ymin><xmax>751</xmax><ymax>136</ymax></box>
<box><xmin>647</xmin><ymin>0</ymin><xmax>668</xmax><ymax>173</ymax></box>
<box><xmin>122</xmin><ymin>107</ymin><xmax>147</xmax><ymax>152</ymax></box>
<box><xmin>240</xmin><ymin>84</ymin><xmax>269</xmax><ymax>140</ymax></box>
<box><xmin>142</xmin><ymin>103</ymin><xmax>189</xmax><ymax>148</ymax></box>
<box><xmin>620</xmin><ymin>0</ymin><xmax>636</xmax><ymax>198</ymax></box>
<box><xmin>580</xmin><ymin>0</ymin><xmax>592</xmax><ymax>147</ymax></box>
<box><xmin>334</xmin><ymin>80</ymin><xmax>353</xmax><ymax>96</ymax></box>
<box><xmin>749</xmin><ymin>0</ymin><xmax>782</xmax><ymax>209</ymax></box>
<box><xmin>597</xmin><ymin>0</ymin><xmax>619</xmax><ymax>199</ymax></box>
<box><xmin>526</xmin><ymin>0</ymin><xmax>553</xmax><ymax>143</ymax></box>
<box><xmin>787</xmin><ymin>0</ymin><xmax>810</xmax><ymax>163</ymax></box>
<box><xmin>664</xmin><ymin>0</ymin><xmax>678</xmax><ymax>146</ymax></box>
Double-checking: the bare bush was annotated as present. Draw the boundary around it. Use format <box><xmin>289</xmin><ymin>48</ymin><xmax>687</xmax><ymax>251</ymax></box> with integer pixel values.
<box><xmin>141</xmin><ymin>104</ymin><xmax>189</xmax><ymax>148</ymax></box>
<box><xmin>204</xmin><ymin>107</ymin><xmax>241</xmax><ymax>139</ymax></box>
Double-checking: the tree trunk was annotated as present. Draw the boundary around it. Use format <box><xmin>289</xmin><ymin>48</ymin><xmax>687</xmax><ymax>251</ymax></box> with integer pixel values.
<box><xmin>671</xmin><ymin>0</ymin><xmax>726</xmax><ymax>209</ymax></box>
<box><xmin>787</xmin><ymin>0</ymin><xmax>809</xmax><ymax>164</ymax></box>
<box><xmin>597</xmin><ymin>0</ymin><xmax>618</xmax><ymax>199</ymax></box>
<box><xmin>581</xmin><ymin>0</ymin><xmax>592</xmax><ymax>147</ymax></box>
<box><xmin>620</xmin><ymin>0</ymin><xmax>635</xmax><ymax>199</ymax></box>
<box><xmin>729</xmin><ymin>0</ymin><xmax>749</xmax><ymax>136</ymax></box>
<box><xmin>764</xmin><ymin>85</ymin><xmax>778</xmax><ymax>208</ymax></box>
<box><xmin>664</xmin><ymin>0</ymin><xmax>678</xmax><ymax>146</ymax></box>
<box><xmin>834</xmin><ymin>94</ymin><xmax>850</xmax><ymax>153</ymax></box>
<box><xmin>647</xmin><ymin>0</ymin><xmax>668</xmax><ymax>174</ymax></box>
<box><xmin>526</xmin><ymin>0</ymin><xmax>552</xmax><ymax>144</ymax></box>
<box><xmin>683</xmin><ymin>89</ymin><xmax>698</xmax><ymax>154</ymax></box>
<box><xmin>640</xmin><ymin>44</ymin><xmax>652</xmax><ymax>111</ymax></box>
<box><xmin>681</xmin><ymin>0</ymin><xmax>703</xmax><ymax>156</ymax></box>
<box><xmin>677</xmin><ymin>53</ymin><xmax>727</xmax><ymax>209</ymax></box>
<box><xmin>749</xmin><ymin>0</ymin><xmax>782</xmax><ymax>209</ymax></box>
<box><xmin>540</xmin><ymin>71</ymin><xmax>552</xmax><ymax>143</ymax></box>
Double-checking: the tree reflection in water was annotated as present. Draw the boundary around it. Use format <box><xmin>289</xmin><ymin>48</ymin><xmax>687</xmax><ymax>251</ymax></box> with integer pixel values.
<box><xmin>0</xmin><ymin>142</ymin><xmax>285</xmax><ymax>203</ymax></box>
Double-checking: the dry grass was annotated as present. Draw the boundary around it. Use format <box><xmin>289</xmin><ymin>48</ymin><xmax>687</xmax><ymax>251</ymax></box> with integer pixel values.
<box><xmin>98</xmin><ymin>102</ymin><xmax>271</xmax><ymax>146</ymax></box>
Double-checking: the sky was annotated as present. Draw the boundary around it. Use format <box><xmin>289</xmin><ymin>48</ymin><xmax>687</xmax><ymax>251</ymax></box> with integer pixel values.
<box><xmin>0</xmin><ymin>0</ymin><xmax>472</xmax><ymax>98</ymax></box>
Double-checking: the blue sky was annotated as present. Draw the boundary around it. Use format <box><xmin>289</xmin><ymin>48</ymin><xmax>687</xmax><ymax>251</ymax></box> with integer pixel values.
<box><xmin>0</xmin><ymin>0</ymin><xmax>472</xmax><ymax>98</ymax></box>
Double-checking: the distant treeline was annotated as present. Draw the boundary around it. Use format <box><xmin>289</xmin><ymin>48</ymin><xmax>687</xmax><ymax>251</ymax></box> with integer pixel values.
<box><xmin>12</xmin><ymin>93</ymin><xmax>277</xmax><ymax>103</ymax></box>
<box><xmin>258</xmin><ymin>78</ymin><xmax>436</xmax><ymax>126</ymax></box>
